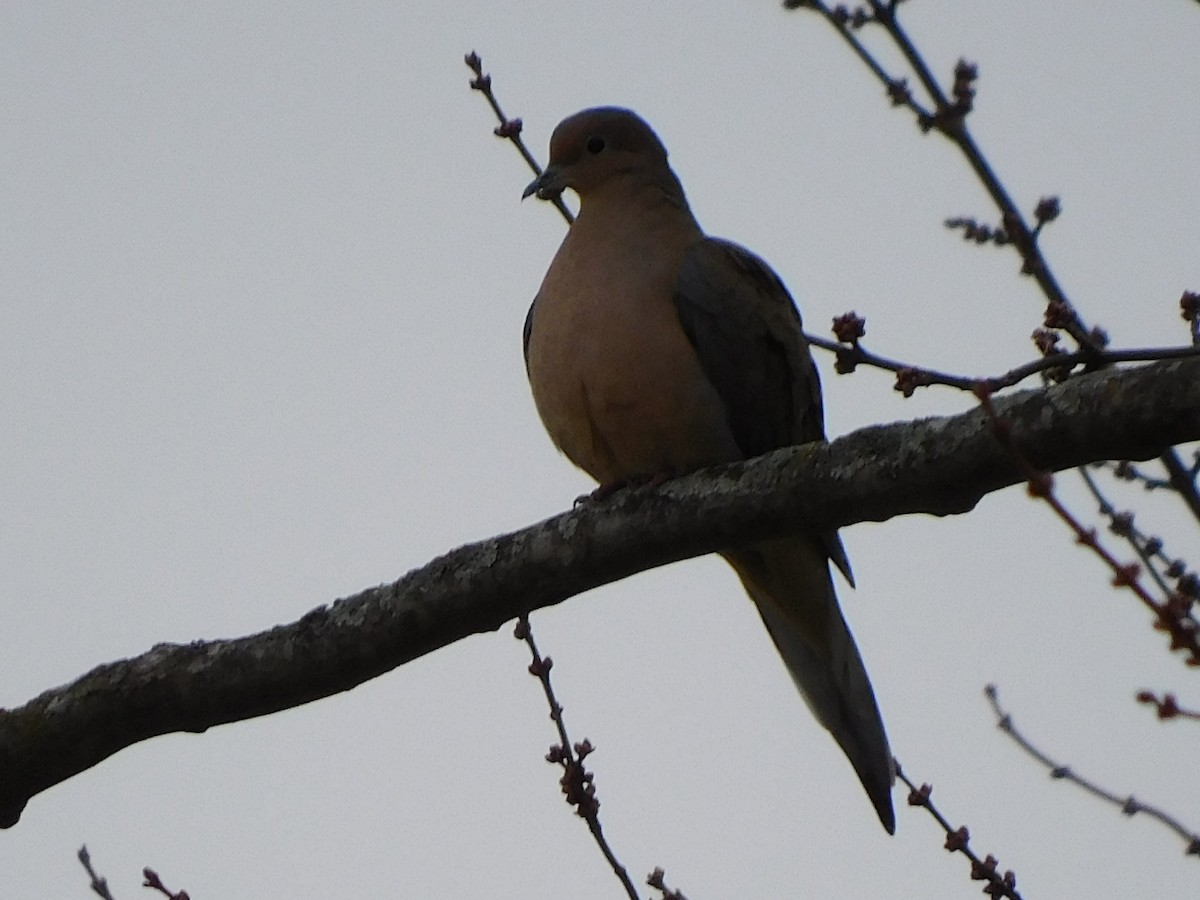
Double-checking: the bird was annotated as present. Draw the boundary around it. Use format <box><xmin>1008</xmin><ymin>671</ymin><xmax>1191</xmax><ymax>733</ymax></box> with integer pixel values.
<box><xmin>520</xmin><ymin>106</ymin><xmax>895</xmax><ymax>833</ymax></box>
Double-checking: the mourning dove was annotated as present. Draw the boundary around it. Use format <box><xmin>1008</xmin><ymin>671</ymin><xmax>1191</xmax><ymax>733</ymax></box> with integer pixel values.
<box><xmin>521</xmin><ymin>107</ymin><xmax>895</xmax><ymax>833</ymax></box>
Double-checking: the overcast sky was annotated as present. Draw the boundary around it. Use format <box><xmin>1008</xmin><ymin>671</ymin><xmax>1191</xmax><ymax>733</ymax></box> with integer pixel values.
<box><xmin>4</xmin><ymin>2</ymin><xmax>1200</xmax><ymax>897</ymax></box>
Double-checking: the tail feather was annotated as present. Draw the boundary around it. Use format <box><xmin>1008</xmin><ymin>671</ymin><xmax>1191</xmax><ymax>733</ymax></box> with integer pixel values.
<box><xmin>725</xmin><ymin>538</ymin><xmax>895</xmax><ymax>834</ymax></box>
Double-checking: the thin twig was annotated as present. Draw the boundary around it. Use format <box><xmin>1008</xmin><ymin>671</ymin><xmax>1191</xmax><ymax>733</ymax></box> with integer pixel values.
<box><xmin>787</xmin><ymin>1</ymin><xmax>1098</xmax><ymax>352</ymax></box>
<box><xmin>785</xmin><ymin>2</ymin><xmax>936</xmax><ymax>122</ymax></box>
<box><xmin>1161</xmin><ymin>447</ymin><xmax>1200</xmax><ymax>523</ymax></box>
<box><xmin>869</xmin><ymin>1</ymin><xmax>947</xmax><ymax>106</ymax></box>
<box><xmin>514</xmin><ymin>616</ymin><xmax>642</xmax><ymax>900</ymax></box>
<box><xmin>142</xmin><ymin>869</ymin><xmax>189</xmax><ymax>900</ymax></box>
<box><xmin>646</xmin><ymin>867</ymin><xmax>690</xmax><ymax>900</ymax></box>
<box><xmin>1078</xmin><ymin>469</ymin><xmax>1164</xmax><ymax>598</ymax></box>
<box><xmin>985</xmin><ymin>685</ymin><xmax>1200</xmax><ymax>856</ymax></box>
<box><xmin>78</xmin><ymin>846</ymin><xmax>118</xmax><ymax>900</ymax></box>
<box><xmin>1182</xmin><ymin>290</ymin><xmax>1200</xmax><ymax>346</ymax></box>
<box><xmin>1137</xmin><ymin>690</ymin><xmax>1200</xmax><ymax>723</ymax></box>
<box><xmin>465</xmin><ymin>51</ymin><xmax>575</xmax><ymax>225</ymax></box>
<box><xmin>895</xmin><ymin>759</ymin><xmax>1023</xmax><ymax>899</ymax></box>
<box><xmin>1078</xmin><ymin>465</ymin><xmax>1199</xmax><ymax>614</ymax></box>
<box><xmin>976</xmin><ymin>387</ymin><xmax>1200</xmax><ymax>666</ymax></box>
<box><xmin>1095</xmin><ymin>459</ymin><xmax>1175</xmax><ymax>492</ymax></box>
<box><xmin>811</xmin><ymin>330</ymin><xmax>1200</xmax><ymax>396</ymax></box>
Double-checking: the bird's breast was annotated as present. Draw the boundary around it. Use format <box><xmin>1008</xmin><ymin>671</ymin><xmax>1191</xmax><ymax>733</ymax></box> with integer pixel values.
<box><xmin>526</xmin><ymin>228</ymin><xmax>741</xmax><ymax>485</ymax></box>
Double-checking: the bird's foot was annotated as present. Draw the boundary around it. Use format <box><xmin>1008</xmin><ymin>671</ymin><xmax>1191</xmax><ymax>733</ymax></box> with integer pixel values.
<box><xmin>574</xmin><ymin>472</ymin><xmax>672</xmax><ymax>507</ymax></box>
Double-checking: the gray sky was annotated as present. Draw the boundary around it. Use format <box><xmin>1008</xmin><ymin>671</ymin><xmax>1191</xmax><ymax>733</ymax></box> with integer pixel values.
<box><xmin>3</xmin><ymin>2</ymin><xmax>1199</xmax><ymax>897</ymax></box>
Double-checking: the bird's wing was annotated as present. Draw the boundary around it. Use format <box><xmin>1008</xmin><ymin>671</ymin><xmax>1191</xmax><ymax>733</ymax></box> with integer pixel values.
<box><xmin>672</xmin><ymin>236</ymin><xmax>852</xmax><ymax>585</ymax></box>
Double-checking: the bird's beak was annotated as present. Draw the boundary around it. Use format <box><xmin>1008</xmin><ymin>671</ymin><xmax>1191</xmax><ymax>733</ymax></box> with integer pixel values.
<box><xmin>522</xmin><ymin>165</ymin><xmax>565</xmax><ymax>201</ymax></box>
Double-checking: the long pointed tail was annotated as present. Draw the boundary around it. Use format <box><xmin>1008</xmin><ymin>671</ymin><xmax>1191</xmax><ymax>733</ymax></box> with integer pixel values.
<box><xmin>725</xmin><ymin>537</ymin><xmax>895</xmax><ymax>833</ymax></box>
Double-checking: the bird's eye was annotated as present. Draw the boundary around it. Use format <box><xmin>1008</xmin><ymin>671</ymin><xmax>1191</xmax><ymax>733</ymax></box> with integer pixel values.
<box><xmin>586</xmin><ymin>136</ymin><xmax>606</xmax><ymax>154</ymax></box>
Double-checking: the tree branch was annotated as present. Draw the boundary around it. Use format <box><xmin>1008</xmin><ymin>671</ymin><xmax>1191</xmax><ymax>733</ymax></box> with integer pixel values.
<box><xmin>2</xmin><ymin>357</ymin><xmax>1199</xmax><ymax>828</ymax></box>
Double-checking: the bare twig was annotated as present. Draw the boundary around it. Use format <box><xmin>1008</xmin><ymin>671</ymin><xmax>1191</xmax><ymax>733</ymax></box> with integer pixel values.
<box><xmin>78</xmin><ymin>846</ymin><xmax>117</xmax><ymax>900</ymax></box>
<box><xmin>1096</xmin><ymin>459</ymin><xmax>1175</xmax><ymax>492</ymax></box>
<box><xmin>1182</xmin><ymin>290</ymin><xmax>1200</xmax><ymax>346</ymax></box>
<box><xmin>1137</xmin><ymin>690</ymin><xmax>1200</xmax><ymax>723</ymax></box>
<box><xmin>465</xmin><ymin>51</ymin><xmax>575</xmax><ymax>225</ymax></box>
<box><xmin>788</xmin><ymin>2</ymin><xmax>937</xmax><ymax>121</ymax></box>
<box><xmin>812</xmin><ymin>327</ymin><xmax>1200</xmax><ymax>396</ymax></box>
<box><xmin>976</xmin><ymin>386</ymin><xmax>1200</xmax><ymax>666</ymax></box>
<box><xmin>785</xmin><ymin>1</ymin><xmax>1098</xmax><ymax>353</ymax></box>
<box><xmin>895</xmin><ymin>759</ymin><xmax>1023</xmax><ymax>899</ymax></box>
<box><xmin>515</xmin><ymin>616</ymin><xmax>641</xmax><ymax>900</ymax></box>
<box><xmin>1078</xmin><ymin>465</ymin><xmax>1199</xmax><ymax>614</ymax></box>
<box><xmin>985</xmin><ymin>685</ymin><xmax>1200</xmax><ymax>856</ymax></box>
<box><xmin>142</xmin><ymin>868</ymin><xmax>189</xmax><ymax>900</ymax></box>
<box><xmin>1161</xmin><ymin>447</ymin><xmax>1200</xmax><ymax>522</ymax></box>
<box><xmin>647</xmin><ymin>867</ymin><xmax>690</xmax><ymax>900</ymax></box>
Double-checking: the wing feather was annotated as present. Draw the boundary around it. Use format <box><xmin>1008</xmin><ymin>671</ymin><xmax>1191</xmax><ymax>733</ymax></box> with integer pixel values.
<box><xmin>673</xmin><ymin>237</ymin><xmax>853</xmax><ymax>585</ymax></box>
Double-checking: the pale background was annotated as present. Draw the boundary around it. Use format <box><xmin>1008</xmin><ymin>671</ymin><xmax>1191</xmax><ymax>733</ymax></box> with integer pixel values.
<box><xmin>3</xmin><ymin>2</ymin><xmax>1199</xmax><ymax>897</ymax></box>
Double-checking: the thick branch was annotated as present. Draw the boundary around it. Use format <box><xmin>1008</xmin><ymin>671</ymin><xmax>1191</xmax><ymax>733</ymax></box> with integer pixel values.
<box><xmin>2</xmin><ymin>357</ymin><xmax>1199</xmax><ymax>828</ymax></box>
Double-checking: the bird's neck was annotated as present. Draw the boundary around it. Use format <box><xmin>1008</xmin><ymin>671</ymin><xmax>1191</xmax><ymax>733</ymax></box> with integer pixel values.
<box><xmin>574</xmin><ymin>170</ymin><xmax>702</xmax><ymax>238</ymax></box>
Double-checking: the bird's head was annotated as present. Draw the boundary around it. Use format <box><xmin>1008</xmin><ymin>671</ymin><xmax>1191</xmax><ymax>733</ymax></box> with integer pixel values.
<box><xmin>522</xmin><ymin>107</ymin><xmax>670</xmax><ymax>202</ymax></box>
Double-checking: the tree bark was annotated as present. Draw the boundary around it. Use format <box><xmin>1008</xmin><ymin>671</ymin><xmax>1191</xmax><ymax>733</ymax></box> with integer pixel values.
<box><xmin>2</xmin><ymin>356</ymin><xmax>1198</xmax><ymax>828</ymax></box>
